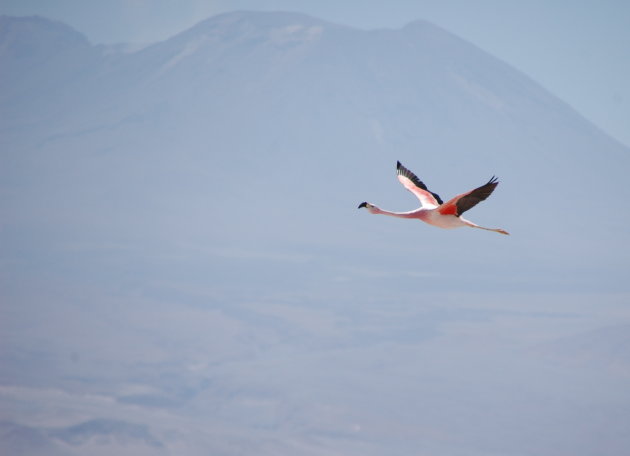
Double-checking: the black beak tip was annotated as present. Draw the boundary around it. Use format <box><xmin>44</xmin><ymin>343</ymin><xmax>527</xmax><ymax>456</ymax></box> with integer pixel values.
<box><xmin>358</xmin><ymin>202</ymin><xmax>367</xmax><ymax>209</ymax></box>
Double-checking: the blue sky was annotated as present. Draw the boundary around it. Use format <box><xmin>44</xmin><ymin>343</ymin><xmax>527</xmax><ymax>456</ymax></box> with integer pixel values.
<box><xmin>2</xmin><ymin>0</ymin><xmax>629</xmax><ymax>147</ymax></box>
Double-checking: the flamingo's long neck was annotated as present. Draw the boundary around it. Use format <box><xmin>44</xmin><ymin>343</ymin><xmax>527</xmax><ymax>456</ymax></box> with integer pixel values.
<box><xmin>372</xmin><ymin>206</ymin><xmax>423</xmax><ymax>219</ymax></box>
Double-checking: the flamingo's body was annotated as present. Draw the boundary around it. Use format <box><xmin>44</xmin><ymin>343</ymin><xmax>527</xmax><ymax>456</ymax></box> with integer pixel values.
<box><xmin>358</xmin><ymin>162</ymin><xmax>509</xmax><ymax>235</ymax></box>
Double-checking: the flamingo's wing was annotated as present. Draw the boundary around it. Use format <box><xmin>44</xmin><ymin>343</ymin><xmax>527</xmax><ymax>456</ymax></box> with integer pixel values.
<box><xmin>438</xmin><ymin>176</ymin><xmax>499</xmax><ymax>216</ymax></box>
<box><xmin>396</xmin><ymin>161</ymin><xmax>443</xmax><ymax>207</ymax></box>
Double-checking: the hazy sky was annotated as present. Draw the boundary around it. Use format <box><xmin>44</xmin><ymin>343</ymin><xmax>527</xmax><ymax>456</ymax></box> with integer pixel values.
<box><xmin>2</xmin><ymin>0</ymin><xmax>629</xmax><ymax>147</ymax></box>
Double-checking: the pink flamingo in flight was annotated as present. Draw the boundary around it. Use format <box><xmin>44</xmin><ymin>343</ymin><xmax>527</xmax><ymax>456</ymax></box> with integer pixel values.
<box><xmin>358</xmin><ymin>161</ymin><xmax>509</xmax><ymax>235</ymax></box>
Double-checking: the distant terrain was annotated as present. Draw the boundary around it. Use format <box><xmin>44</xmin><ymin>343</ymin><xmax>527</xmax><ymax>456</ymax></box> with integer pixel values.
<box><xmin>1</xmin><ymin>11</ymin><xmax>629</xmax><ymax>455</ymax></box>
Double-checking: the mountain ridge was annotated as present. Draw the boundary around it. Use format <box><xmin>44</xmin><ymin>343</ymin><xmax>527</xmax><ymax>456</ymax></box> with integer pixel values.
<box><xmin>1</xmin><ymin>10</ymin><xmax>622</xmax><ymax>156</ymax></box>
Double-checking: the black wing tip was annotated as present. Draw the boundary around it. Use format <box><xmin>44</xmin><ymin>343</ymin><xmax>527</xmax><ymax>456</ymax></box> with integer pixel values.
<box><xmin>396</xmin><ymin>161</ymin><xmax>411</xmax><ymax>177</ymax></box>
<box><xmin>396</xmin><ymin>161</ymin><xmax>444</xmax><ymax>205</ymax></box>
<box><xmin>488</xmin><ymin>175</ymin><xmax>499</xmax><ymax>185</ymax></box>
<box><xmin>358</xmin><ymin>202</ymin><xmax>367</xmax><ymax>209</ymax></box>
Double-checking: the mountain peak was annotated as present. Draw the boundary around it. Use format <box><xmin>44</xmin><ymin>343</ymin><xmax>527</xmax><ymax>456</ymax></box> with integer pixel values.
<box><xmin>194</xmin><ymin>10</ymin><xmax>331</xmax><ymax>30</ymax></box>
<box><xmin>144</xmin><ymin>10</ymin><xmax>336</xmax><ymax>60</ymax></box>
<box><xmin>0</xmin><ymin>15</ymin><xmax>91</xmax><ymax>55</ymax></box>
<box><xmin>167</xmin><ymin>10</ymin><xmax>339</xmax><ymax>45</ymax></box>
<box><xmin>402</xmin><ymin>18</ymin><xmax>439</xmax><ymax>29</ymax></box>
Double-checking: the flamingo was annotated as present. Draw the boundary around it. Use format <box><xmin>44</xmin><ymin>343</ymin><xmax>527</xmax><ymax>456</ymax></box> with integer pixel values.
<box><xmin>358</xmin><ymin>161</ymin><xmax>509</xmax><ymax>235</ymax></box>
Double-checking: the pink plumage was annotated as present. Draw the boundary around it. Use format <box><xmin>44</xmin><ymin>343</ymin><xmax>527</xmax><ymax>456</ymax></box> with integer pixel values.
<box><xmin>358</xmin><ymin>161</ymin><xmax>509</xmax><ymax>235</ymax></box>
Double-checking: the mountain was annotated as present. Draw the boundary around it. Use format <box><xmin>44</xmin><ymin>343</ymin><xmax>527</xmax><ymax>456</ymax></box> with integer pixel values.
<box><xmin>2</xmin><ymin>11</ymin><xmax>628</xmax><ymax>290</ymax></box>
<box><xmin>1</xmin><ymin>11</ymin><xmax>629</xmax><ymax>456</ymax></box>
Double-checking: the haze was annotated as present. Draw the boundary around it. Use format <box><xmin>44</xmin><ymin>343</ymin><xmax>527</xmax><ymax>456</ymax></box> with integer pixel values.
<box><xmin>1</xmin><ymin>7</ymin><xmax>629</xmax><ymax>456</ymax></box>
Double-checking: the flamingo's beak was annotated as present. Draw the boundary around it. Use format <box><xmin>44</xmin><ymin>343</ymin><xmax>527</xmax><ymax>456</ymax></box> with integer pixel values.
<box><xmin>358</xmin><ymin>202</ymin><xmax>367</xmax><ymax>209</ymax></box>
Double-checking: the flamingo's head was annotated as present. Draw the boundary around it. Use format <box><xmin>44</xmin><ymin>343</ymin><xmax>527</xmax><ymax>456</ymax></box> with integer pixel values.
<box><xmin>358</xmin><ymin>202</ymin><xmax>379</xmax><ymax>214</ymax></box>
